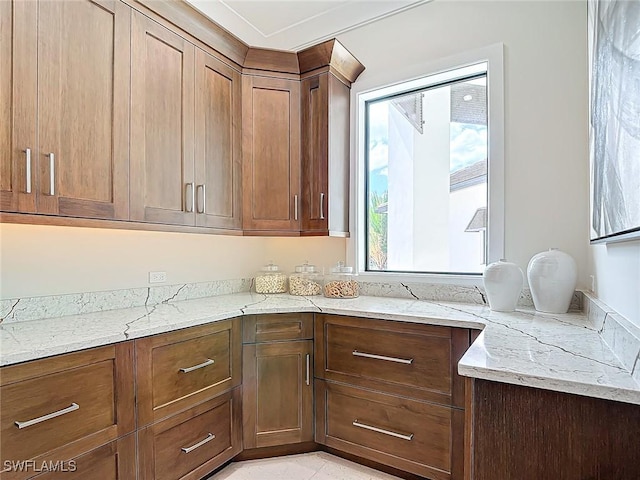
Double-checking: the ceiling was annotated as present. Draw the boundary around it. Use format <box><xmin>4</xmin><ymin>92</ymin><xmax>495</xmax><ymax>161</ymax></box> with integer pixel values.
<box><xmin>185</xmin><ymin>0</ymin><xmax>430</xmax><ymax>51</ymax></box>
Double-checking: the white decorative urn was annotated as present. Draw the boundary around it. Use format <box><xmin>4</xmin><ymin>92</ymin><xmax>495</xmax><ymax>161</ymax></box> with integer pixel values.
<box><xmin>483</xmin><ymin>259</ymin><xmax>524</xmax><ymax>312</ymax></box>
<box><xmin>526</xmin><ymin>248</ymin><xmax>577</xmax><ymax>314</ymax></box>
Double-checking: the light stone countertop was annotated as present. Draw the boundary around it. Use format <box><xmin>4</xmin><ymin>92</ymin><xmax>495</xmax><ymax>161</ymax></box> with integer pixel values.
<box><xmin>1</xmin><ymin>292</ymin><xmax>638</xmax><ymax>405</ymax></box>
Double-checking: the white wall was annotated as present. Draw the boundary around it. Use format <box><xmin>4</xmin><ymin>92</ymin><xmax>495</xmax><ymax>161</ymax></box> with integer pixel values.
<box><xmin>0</xmin><ymin>224</ymin><xmax>346</xmax><ymax>299</ymax></box>
<box><xmin>342</xmin><ymin>0</ymin><xmax>590</xmax><ymax>286</ymax></box>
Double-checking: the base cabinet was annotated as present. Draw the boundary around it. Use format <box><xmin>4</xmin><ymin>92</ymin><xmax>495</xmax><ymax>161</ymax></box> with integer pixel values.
<box><xmin>316</xmin><ymin>381</ymin><xmax>460</xmax><ymax>480</ymax></box>
<box><xmin>468</xmin><ymin>379</ymin><xmax>640</xmax><ymax>480</ymax></box>
<box><xmin>0</xmin><ymin>343</ymin><xmax>135</xmax><ymax>480</ymax></box>
<box><xmin>30</xmin><ymin>435</ymin><xmax>136</xmax><ymax>480</ymax></box>
<box><xmin>314</xmin><ymin>314</ymin><xmax>469</xmax><ymax>480</ymax></box>
<box><xmin>138</xmin><ymin>389</ymin><xmax>242</xmax><ymax>480</ymax></box>
<box><xmin>242</xmin><ymin>314</ymin><xmax>314</xmax><ymax>449</ymax></box>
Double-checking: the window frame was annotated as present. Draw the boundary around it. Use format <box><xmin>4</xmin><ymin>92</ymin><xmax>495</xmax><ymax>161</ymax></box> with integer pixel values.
<box><xmin>347</xmin><ymin>43</ymin><xmax>505</xmax><ymax>284</ymax></box>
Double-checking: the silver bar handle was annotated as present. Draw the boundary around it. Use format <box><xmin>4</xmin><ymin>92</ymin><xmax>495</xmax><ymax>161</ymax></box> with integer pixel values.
<box><xmin>185</xmin><ymin>182</ymin><xmax>195</xmax><ymax>213</ymax></box>
<box><xmin>48</xmin><ymin>153</ymin><xmax>55</xmax><ymax>195</ymax></box>
<box><xmin>305</xmin><ymin>353</ymin><xmax>310</xmax><ymax>386</ymax></box>
<box><xmin>196</xmin><ymin>184</ymin><xmax>206</xmax><ymax>214</ymax></box>
<box><xmin>181</xmin><ymin>433</ymin><xmax>215</xmax><ymax>453</ymax></box>
<box><xmin>320</xmin><ymin>192</ymin><xmax>325</xmax><ymax>219</ymax></box>
<box><xmin>25</xmin><ymin>148</ymin><xmax>31</xmax><ymax>193</ymax></box>
<box><xmin>179</xmin><ymin>358</ymin><xmax>215</xmax><ymax>373</ymax></box>
<box><xmin>352</xmin><ymin>350</ymin><xmax>413</xmax><ymax>365</ymax></box>
<box><xmin>15</xmin><ymin>403</ymin><xmax>79</xmax><ymax>429</ymax></box>
<box><xmin>352</xmin><ymin>420</ymin><xmax>413</xmax><ymax>441</ymax></box>
<box><xmin>294</xmin><ymin>194</ymin><xmax>298</xmax><ymax>221</ymax></box>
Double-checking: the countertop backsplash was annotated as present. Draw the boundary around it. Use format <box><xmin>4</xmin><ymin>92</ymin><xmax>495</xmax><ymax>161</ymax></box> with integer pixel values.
<box><xmin>1</xmin><ymin>278</ymin><xmax>583</xmax><ymax>325</ymax></box>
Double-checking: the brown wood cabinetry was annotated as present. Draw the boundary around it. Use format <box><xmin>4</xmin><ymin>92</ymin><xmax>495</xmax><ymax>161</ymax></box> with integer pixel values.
<box><xmin>195</xmin><ymin>48</ymin><xmax>243</xmax><ymax>229</ymax></box>
<box><xmin>130</xmin><ymin>10</ymin><xmax>195</xmax><ymax>226</ymax></box>
<box><xmin>135</xmin><ymin>318</ymin><xmax>242</xmax><ymax>427</ymax></box>
<box><xmin>315</xmin><ymin>314</ymin><xmax>469</xmax><ymax>479</ymax></box>
<box><xmin>0</xmin><ymin>343</ymin><xmax>135</xmax><ymax>480</ymax></box>
<box><xmin>1</xmin><ymin>3</ymin><xmax>364</xmax><ymax>236</ymax></box>
<box><xmin>30</xmin><ymin>435</ymin><xmax>136</xmax><ymax>480</ymax></box>
<box><xmin>242</xmin><ymin>314</ymin><xmax>314</xmax><ymax>448</ymax></box>
<box><xmin>242</xmin><ymin>76</ymin><xmax>301</xmax><ymax>233</ymax></box>
<box><xmin>1</xmin><ymin>0</ymin><xmax>130</xmax><ymax>220</ymax></box>
<box><xmin>138</xmin><ymin>389</ymin><xmax>242</xmax><ymax>480</ymax></box>
<box><xmin>468</xmin><ymin>379</ymin><xmax>640</xmax><ymax>480</ymax></box>
<box><xmin>300</xmin><ymin>73</ymin><xmax>350</xmax><ymax>235</ymax></box>
<box><xmin>130</xmin><ymin>11</ymin><xmax>243</xmax><ymax>230</ymax></box>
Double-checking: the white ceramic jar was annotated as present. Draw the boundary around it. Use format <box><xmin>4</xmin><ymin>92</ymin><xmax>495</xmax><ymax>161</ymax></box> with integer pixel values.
<box><xmin>483</xmin><ymin>259</ymin><xmax>524</xmax><ymax>312</ymax></box>
<box><xmin>526</xmin><ymin>248</ymin><xmax>577</xmax><ymax>314</ymax></box>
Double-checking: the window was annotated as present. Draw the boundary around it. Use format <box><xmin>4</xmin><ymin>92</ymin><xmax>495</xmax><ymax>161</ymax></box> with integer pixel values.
<box><xmin>351</xmin><ymin>46</ymin><xmax>504</xmax><ymax>279</ymax></box>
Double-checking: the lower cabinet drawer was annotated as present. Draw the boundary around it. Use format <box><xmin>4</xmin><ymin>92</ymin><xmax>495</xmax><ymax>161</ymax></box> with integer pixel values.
<box><xmin>316</xmin><ymin>381</ymin><xmax>456</xmax><ymax>480</ymax></box>
<box><xmin>28</xmin><ymin>435</ymin><xmax>136</xmax><ymax>480</ymax></box>
<box><xmin>138</xmin><ymin>388</ymin><xmax>242</xmax><ymax>480</ymax></box>
<box><xmin>0</xmin><ymin>343</ymin><xmax>135</xmax><ymax>480</ymax></box>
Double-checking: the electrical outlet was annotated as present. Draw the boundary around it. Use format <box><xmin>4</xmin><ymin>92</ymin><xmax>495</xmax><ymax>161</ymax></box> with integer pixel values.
<box><xmin>149</xmin><ymin>271</ymin><xmax>167</xmax><ymax>284</ymax></box>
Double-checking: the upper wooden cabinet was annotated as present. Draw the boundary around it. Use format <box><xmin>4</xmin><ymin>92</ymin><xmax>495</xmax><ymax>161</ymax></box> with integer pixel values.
<box><xmin>1</xmin><ymin>0</ymin><xmax>131</xmax><ymax>220</ymax></box>
<box><xmin>130</xmin><ymin>12</ymin><xmax>243</xmax><ymax>230</ymax></box>
<box><xmin>130</xmin><ymin>11</ymin><xmax>195</xmax><ymax>226</ymax></box>
<box><xmin>242</xmin><ymin>76</ymin><xmax>301</xmax><ymax>233</ymax></box>
<box><xmin>301</xmin><ymin>73</ymin><xmax>350</xmax><ymax>235</ymax></box>
<box><xmin>194</xmin><ymin>48</ymin><xmax>243</xmax><ymax>230</ymax></box>
<box><xmin>1</xmin><ymin>2</ymin><xmax>364</xmax><ymax>237</ymax></box>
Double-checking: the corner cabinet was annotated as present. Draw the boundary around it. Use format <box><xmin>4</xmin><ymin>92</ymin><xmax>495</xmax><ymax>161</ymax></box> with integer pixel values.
<box><xmin>1</xmin><ymin>0</ymin><xmax>130</xmax><ymax>220</ymax></box>
<box><xmin>300</xmin><ymin>73</ymin><xmax>351</xmax><ymax>236</ymax></box>
<box><xmin>242</xmin><ymin>314</ymin><xmax>314</xmax><ymax>448</ymax></box>
<box><xmin>242</xmin><ymin>76</ymin><xmax>301</xmax><ymax>234</ymax></box>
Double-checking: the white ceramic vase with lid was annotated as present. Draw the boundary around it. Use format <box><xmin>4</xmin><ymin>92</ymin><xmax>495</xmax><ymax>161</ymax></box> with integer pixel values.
<box><xmin>483</xmin><ymin>259</ymin><xmax>524</xmax><ymax>312</ymax></box>
<box><xmin>526</xmin><ymin>248</ymin><xmax>577</xmax><ymax>314</ymax></box>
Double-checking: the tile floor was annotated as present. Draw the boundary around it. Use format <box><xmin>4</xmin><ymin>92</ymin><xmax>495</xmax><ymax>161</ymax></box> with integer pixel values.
<box><xmin>209</xmin><ymin>452</ymin><xmax>401</xmax><ymax>480</ymax></box>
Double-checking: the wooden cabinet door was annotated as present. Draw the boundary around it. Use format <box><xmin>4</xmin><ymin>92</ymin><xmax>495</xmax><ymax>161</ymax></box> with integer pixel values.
<box><xmin>1</xmin><ymin>0</ymin><xmax>37</xmax><ymax>214</ymax></box>
<box><xmin>242</xmin><ymin>76</ymin><xmax>301</xmax><ymax>233</ymax></box>
<box><xmin>301</xmin><ymin>74</ymin><xmax>328</xmax><ymax>233</ymax></box>
<box><xmin>194</xmin><ymin>48</ymin><xmax>242</xmax><ymax>229</ymax></box>
<box><xmin>301</xmin><ymin>73</ymin><xmax>350</xmax><ymax>236</ymax></box>
<box><xmin>36</xmin><ymin>0</ymin><xmax>130</xmax><ymax>220</ymax></box>
<box><xmin>130</xmin><ymin>11</ymin><xmax>195</xmax><ymax>226</ymax></box>
<box><xmin>243</xmin><ymin>340</ymin><xmax>313</xmax><ymax>448</ymax></box>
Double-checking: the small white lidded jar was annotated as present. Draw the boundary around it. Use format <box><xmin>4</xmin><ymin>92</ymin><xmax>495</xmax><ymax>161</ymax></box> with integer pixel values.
<box><xmin>323</xmin><ymin>262</ymin><xmax>359</xmax><ymax>298</ymax></box>
<box><xmin>255</xmin><ymin>262</ymin><xmax>287</xmax><ymax>294</ymax></box>
<box><xmin>289</xmin><ymin>262</ymin><xmax>323</xmax><ymax>296</ymax></box>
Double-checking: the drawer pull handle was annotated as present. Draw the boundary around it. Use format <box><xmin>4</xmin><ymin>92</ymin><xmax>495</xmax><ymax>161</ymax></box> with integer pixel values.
<box><xmin>352</xmin><ymin>350</ymin><xmax>413</xmax><ymax>364</ymax></box>
<box><xmin>15</xmin><ymin>403</ymin><xmax>79</xmax><ymax>429</ymax></box>
<box><xmin>179</xmin><ymin>358</ymin><xmax>215</xmax><ymax>373</ymax></box>
<box><xmin>181</xmin><ymin>433</ymin><xmax>215</xmax><ymax>453</ymax></box>
<box><xmin>352</xmin><ymin>420</ymin><xmax>414</xmax><ymax>441</ymax></box>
